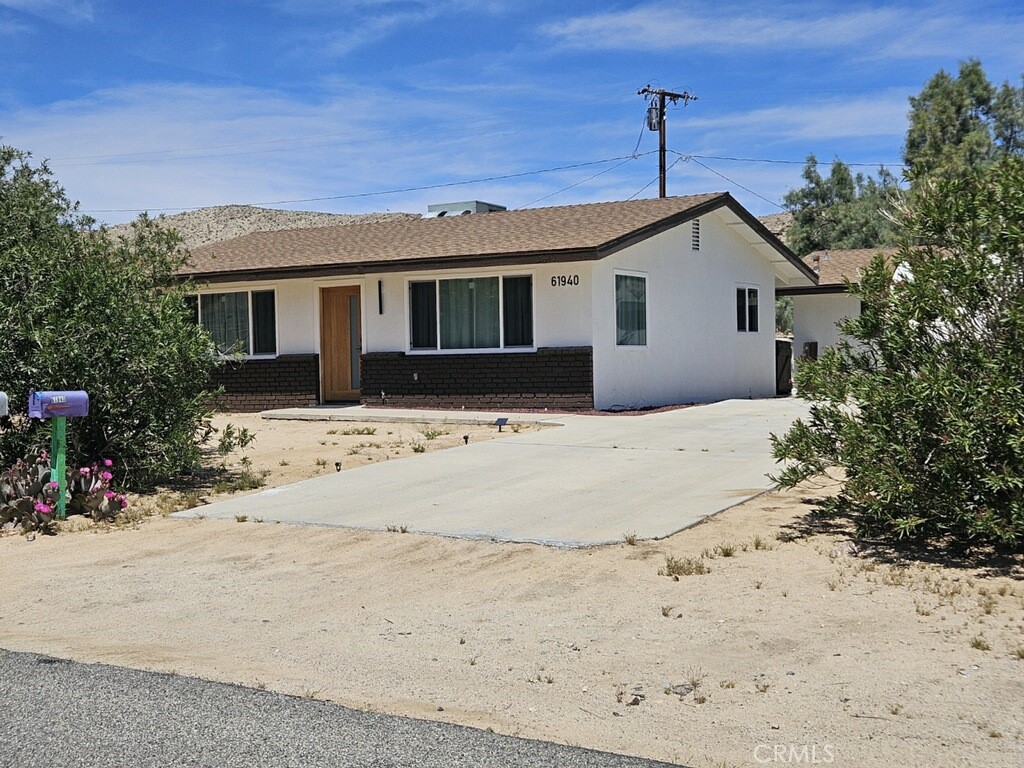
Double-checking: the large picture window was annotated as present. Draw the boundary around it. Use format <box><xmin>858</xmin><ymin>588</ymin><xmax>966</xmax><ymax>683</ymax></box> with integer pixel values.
<box><xmin>736</xmin><ymin>287</ymin><xmax>759</xmax><ymax>332</ymax></box>
<box><xmin>615</xmin><ymin>273</ymin><xmax>647</xmax><ymax>346</ymax></box>
<box><xmin>192</xmin><ymin>290</ymin><xmax>277</xmax><ymax>356</ymax></box>
<box><xmin>410</xmin><ymin>275</ymin><xmax>533</xmax><ymax>351</ymax></box>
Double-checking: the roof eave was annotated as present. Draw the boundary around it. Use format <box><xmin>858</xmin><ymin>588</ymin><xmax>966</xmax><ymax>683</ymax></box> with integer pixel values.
<box><xmin>180</xmin><ymin>194</ymin><xmax>818</xmax><ymax>285</ymax></box>
<box><xmin>720</xmin><ymin>197</ymin><xmax>819</xmax><ymax>284</ymax></box>
<box><xmin>776</xmin><ymin>284</ymin><xmax>849</xmax><ymax>297</ymax></box>
<box><xmin>596</xmin><ymin>193</ymin><xmax>818</xmax><ymax>286</ymax></box>
<box><xmin>594</xmin><ymin>193</ymin><xmax>731</xmax><ymax>257</ymax></box>
<box><xmin>179</xmin><ymin>246</ymin><xmax>603</xmax><ymax>284</ymax></box>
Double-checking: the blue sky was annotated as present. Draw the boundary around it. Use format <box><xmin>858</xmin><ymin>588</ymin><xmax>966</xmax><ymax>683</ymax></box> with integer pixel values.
<box><xmin>2</xmin><ymin>0</ymin><xmax>1022</xmax><ymax>225</ymax></box>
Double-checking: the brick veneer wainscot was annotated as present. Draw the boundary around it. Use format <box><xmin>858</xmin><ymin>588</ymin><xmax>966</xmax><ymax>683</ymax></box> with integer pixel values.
<box><xmin>211</xmin><ymin>354</ymin><xmax>320</xmax><ymax>412</ymax></box>
<box><xmin>359</xmin><ymin>347</ymin><xmax>594</xmax><ymax>410</ymax></box>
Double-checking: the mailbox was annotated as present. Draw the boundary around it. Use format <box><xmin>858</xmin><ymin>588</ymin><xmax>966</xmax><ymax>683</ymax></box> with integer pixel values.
<box><xmin>28</xmin><ymin>390</ymin><xmax>90</xmax><ymax>419</ymax></box>
<box><xmin>0</xmin><ymin>391</ymin><xmax>8</xmax><ymax>418</ymax></box>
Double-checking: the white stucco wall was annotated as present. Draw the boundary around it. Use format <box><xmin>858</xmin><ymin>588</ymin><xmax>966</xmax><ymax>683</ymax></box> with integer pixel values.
<box><xmin>791</xmin><ymin>293</ymin><xmax>861</xmax><ymax>361</ymax></box>
<box><xmin>362</xmin><ymin>262</ymin><xmax>593</xmax><ymax>352</ymax></box>
<box><xmin>275</xmin><ymin>279</ymin><xmax>318</xmax><ymax>354</ymax></box>
<box><xmin>590</xmin><ymin>212</ymin><xmax>777</xmax><ymax>410</ymax></box>
<box><xmin>192</xmin><ymin>277</ymin><xmax>364</xmax><ymax>357</ymax></box>
<box><xmin>197</xmin><ymin>213</ymin><xmax>789</xmax><ymax>410</ymax></box>
<box><xmin>196</xmin><ymin>262</ymin><xmax>595</xmax><ymax>359</ymax></box>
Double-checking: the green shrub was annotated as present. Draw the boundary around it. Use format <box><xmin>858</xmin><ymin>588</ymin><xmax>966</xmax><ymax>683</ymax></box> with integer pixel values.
<box><xmin>0</xmin><ymin>146</ymin><xmax>217</xmax><ymax>489</ymax></box>
<box><xmin>772</xmin><ymin>157</ymin><xmax>1024</xmax><ymax>551</ymax></box>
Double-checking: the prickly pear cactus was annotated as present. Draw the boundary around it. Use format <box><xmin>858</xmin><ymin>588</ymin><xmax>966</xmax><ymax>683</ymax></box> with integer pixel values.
<box><xmin>0</xmin><ymin>453</ymin><xmax>127</xmax><ymax>532</ymax></box>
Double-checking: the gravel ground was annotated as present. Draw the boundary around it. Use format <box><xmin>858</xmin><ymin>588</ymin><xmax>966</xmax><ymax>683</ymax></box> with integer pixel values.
<box><xmin>105</xmin><ymin>205</ymin><xmax>417</xmax><ymax>249</ymax></box>
<box><xmin>0</xmin><ymin>650</ymin><xmax>682</xmax><ymax>768</ymax></box>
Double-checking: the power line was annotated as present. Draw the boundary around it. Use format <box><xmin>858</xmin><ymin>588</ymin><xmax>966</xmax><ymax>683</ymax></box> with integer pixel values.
<box><xmin>628</xmin><ymin>156</ymin><xmax>685</xmax><ymax>201</ymax></box>
<box><xmin>516</xmin><ymin>155</ymin><xmax>638</xmax><ymax>209</ymax></box>
<box><xmin>681</xmin><ymin>154</ymin><xmax>785</xmax><ymax>210</ymax></box>
<box><xmin>689</xmin><ymin>153</ymin><xmax>904</xmax><ymax>168</ymax></box>
<box><xmin>630</xmin><ymin>111</ymin><xmax>647</xmax><ymax>157</ymax></box>
<box><xmin>80</xmin><ymin>152</ymin><xmax>658</xmax><ymax>214</ymax></box>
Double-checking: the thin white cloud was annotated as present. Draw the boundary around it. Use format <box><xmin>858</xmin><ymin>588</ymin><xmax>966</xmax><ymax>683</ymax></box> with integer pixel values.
<box><xmin>682</xmin><ymin>92</ymin><xmax>910</xmax><ymax>142</ymax></box>
<box><xmin>325</xmin><ymin>9</ymin><xmax>427</xmax><ymax>56</ymax></box>
<box><xmin>269</xmin><ymin>0</ymin><xmax>502</xmax><ymax>14</ymax></box>
<box><xmin>274</xmin><ymin>0</ymin><xmax>506</xmax><ymax>55</ymax></box>
<box><xmin>544</xmin><ymin>5</ymin><xmax>890</xmax><ymax>50</ymax></box>
<box><xmin>2</xmin><ymin>82</ymin><xmax>544</xmax><ymax>224</ymax></box>
<box><xmin>0</xmin><ymin>17</ymin><xmax>32</xmax><ymax>34</ymax></box>
<box><xmin>543</xmin><ymin>2</ymin><xmax>1024</xmax><ymax>60</ymax></box>
<box><xmin>0</xmin><ymin>0</ymin><xmax>93</xmax><ymax>23</ymax></box>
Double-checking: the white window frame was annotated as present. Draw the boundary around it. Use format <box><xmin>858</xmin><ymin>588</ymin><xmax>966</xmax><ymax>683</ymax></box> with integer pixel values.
<box><xmin>405</xmin><ymin>272</ymin><xmax>537</xmax><ymax>354</ymax></box>
<box><xmin>736</xmin><ymin>285</ymin><xmax>760</xmax><ymax>333</ymax></box>
<box><xmin>191</xmin><ymin>287</ymin><xmax>279</xmax><ymax>359</ymax></box>
<box><xmin>613</xmin><ymin>269</ymin><xmax>650</xmax><ymax>349</ymax></box>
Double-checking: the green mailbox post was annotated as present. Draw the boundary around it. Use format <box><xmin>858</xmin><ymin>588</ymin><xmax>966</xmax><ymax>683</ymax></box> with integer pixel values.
<box><xmin>29</xmin><ymin>389</ymin><xmax>90</xmax><ymax>520</ymax></box>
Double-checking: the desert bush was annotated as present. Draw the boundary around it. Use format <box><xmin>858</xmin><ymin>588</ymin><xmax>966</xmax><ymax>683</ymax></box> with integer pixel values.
<box><xmin>0</xmin><ymin>146</ymin><xmax>217</xmax><ymax>488</ymax></box>
<box><xmin>772</xmin><ymin>156</ymin><xmax>1024</xmax><ymax>550</ymax></box>
<box><xmin>658</xmin><ymin>555</ymin><xmax>711</xmax><ymax>577</ymax></box>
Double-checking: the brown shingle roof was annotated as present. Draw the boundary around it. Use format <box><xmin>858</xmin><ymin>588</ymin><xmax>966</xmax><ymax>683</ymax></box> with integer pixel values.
<box><xmin>181</xmin><ymin>193</ymin><xmax>808</xmax><ymax>282</ymax></box>
<box><xmin>803</xmin><ymin>247</ymin><xmax>900</xmax><ymax>287</ymax></box>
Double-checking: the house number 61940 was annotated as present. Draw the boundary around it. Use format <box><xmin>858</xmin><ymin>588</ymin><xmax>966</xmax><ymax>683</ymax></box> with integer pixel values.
<box><xmin>551</xmin><ymin>274</ymin><xmax>580</xmax><ymax>287</ymax></box>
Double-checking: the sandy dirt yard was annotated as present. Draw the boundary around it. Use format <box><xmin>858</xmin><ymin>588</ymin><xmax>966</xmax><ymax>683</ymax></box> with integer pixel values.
<box><xmin>1</xmin><ymin>416</ymin><xmax>1022</xmax><ymax>767</ymax></box>
<box><xmin>188</xmin><ymin>412</ymin><xmax>545</xmax><ymax>498</ymax></box>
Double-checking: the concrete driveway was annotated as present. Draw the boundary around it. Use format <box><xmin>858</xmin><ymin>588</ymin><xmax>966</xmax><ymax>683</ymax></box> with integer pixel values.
<box><xmin>175</xmin><ymin>399</ymin><xmax>806</xmax><ymax>547</ymax></box>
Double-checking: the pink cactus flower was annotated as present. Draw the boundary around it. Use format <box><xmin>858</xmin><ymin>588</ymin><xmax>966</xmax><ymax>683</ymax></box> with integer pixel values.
<box><xmin>102</xmin><ymin>459</ymin><xmax>113</xmax><ymax>467</ymax></box>
<box><xmin>34</xmin><ymin>502</ymin><xmax>52</xmax><ymax>515</ymax></box>
<box><xmin>48</xmin><ymin>481</ymin><xmax>59</xmax><ymax>489</ymax></box>
<box><xmin>100</xmin><ymin>471</ymin><xmax>113</xmax><ymax>481</ymax></box>
<box><xmin>79</xmin><ymin>466</ymin><xmax>91</xmax><ymax>476</ymax></box>
<box><xmin>120</xmin><ymin>499</ymin><xmax>129</xmax><ymax>509</ymax></box>
<box><xmin>104</xmin><ymin>491</ymin><xmax>116</xmax><ymax>500</ymax></box>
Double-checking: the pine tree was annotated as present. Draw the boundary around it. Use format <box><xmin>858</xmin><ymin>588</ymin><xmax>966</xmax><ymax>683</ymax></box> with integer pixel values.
<box><xmin>782</xmin><ymin>155</ymin><xmax>899</xmax><ymax>257</ymax></box>
<box><xmin>904</xmin><ymin>59</ymin><xmax>1024</xmax><ymax>182</ymax></box>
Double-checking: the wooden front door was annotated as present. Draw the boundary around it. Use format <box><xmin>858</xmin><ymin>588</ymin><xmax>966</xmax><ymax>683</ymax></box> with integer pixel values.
<box><xmin>320</xmin><ymin>286</ymin><xmax>362</xmax><ymax>401</ymax></box>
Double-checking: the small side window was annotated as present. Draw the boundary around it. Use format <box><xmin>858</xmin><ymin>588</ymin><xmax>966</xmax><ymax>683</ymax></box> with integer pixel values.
<box><xmin>737</xmin><ymin>287</ymin><xmax>758</xmax><ymax>333</ymax></box>
<box><xmin>251</xmin><ymin>290</ymin><xmax>277</xmax><ymax>355</ymax></box>
<box><xmin>191</xmin><ymin>290</ymin><xmax>276</xmax><ymax>356</ymax></box>
<box><xmin>184</xmin><ymin>295</ymin><xmax>199</xmax><ymax>325</ymax></box>
<box><xmin>615</xmin><ymin>274</ymin><xmax>647</xmax><ymax>346</ymax></box>
<box><xmin>409</xmin><ymin>281</ymin><xmax>438</xmax><ymax>349</ymax></box>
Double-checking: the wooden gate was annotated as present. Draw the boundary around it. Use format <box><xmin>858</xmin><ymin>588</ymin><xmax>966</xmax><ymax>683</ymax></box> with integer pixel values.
<box><xmin>775</xmin><ymin>339</ymin><xmax>793</xmax><ymax>396</ymax></box>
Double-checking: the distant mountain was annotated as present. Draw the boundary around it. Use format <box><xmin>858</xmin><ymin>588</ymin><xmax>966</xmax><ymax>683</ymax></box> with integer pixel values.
<box><xmin>107</xmin><ymin>205</ymin><xmax>418</xmax><ymax>250</ymax></box>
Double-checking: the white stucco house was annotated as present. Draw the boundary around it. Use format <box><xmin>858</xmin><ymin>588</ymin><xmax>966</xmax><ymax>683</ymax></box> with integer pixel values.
<box><xmin>181</xmin><ymin>193</ymin><xmax>817</xmax><ymax>411</ymax></box>
<box><xmin>781</xmin><ymin>247</ymin><xmax>897</xmax><ymax>362</ymax></box>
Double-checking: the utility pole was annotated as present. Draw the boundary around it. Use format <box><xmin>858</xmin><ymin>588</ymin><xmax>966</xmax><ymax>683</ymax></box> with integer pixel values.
<box><xmin>638</xmin><ymin>85</ymin><xmax>697</xmax><ymax>198</ymax></box>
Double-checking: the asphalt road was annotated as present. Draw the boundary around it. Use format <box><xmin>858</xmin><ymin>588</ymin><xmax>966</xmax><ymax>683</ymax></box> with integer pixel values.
<box><xmin>0</xmin><ymin>649</ymin><xmax>685</xmax><ymax>768</ymax></box>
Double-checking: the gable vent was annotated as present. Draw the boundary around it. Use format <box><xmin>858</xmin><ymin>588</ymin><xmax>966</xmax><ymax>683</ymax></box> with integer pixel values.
<box><xmin>691</xmin><ymin>219</ymin><xmax>700</xmax><ymax>251</ymax></box>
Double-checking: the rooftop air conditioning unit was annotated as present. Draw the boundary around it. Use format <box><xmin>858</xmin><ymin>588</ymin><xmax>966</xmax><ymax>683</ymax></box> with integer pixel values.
<box><xmin>425</xmin><ymin>200</ymin><xmax>507</xmax><ymax>218</ymax></box>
